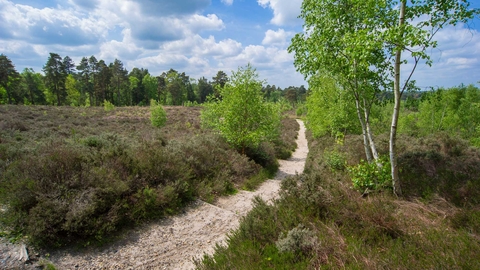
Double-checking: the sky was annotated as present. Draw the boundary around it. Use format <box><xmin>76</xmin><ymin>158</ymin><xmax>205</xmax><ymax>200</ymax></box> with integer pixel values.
<box><xmin>0</xmin><ymin>0</ymin><xmax>479</xmax><ymax>89</ymax></box>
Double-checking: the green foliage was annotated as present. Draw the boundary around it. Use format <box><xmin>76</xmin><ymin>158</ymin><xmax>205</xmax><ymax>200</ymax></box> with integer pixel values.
<box><xmin>43</xmin><ymin>53</ymin><xmax>67</xmax><ymax>106</ymax></box>
<box><xmin>142</xmin><ymin>73</ymin><xmax>158</xmax><ymax>102</ymax></box>
<box><xmin>65</xmin><ymin>74</ymin><xmax>80</xmax><ymax>106</ymax></box>
<box><xmin>414</xmin><ymin>85</ymin><xmax>480</xmax><ymax>144</ymax></box>
<box><xmin>324</xmin><ymin>150</ymin><xmax>346</xmax><ymax>172</ymax></box>
<box><xmin>149</xmin><ymin>99</ymin><xmax>167</xmax><ymax>128</ymax></box>
<box><xmin>38</xmin><ymin>260</ymin><xmax>57</xmax><ymax>270</ymax></box>
<box><xmin>306</xmin><ymin>75</ymin><xmax>359</xmax><ymax>137</ymax></box>
<box><xmin>290</xmin><ymin>0</ymin><xmax>479</xmax><ymax>196</ymax></box>
<box><xmin>276</xmin><ymin>97</ymin><xmax>293</xmax><ymax>113</ymax></box>
<box><xmin>103</xmin><ymin>99</ymin><xmax>114</xmax><ymax>111</ymax></box>
<box><xmin>348</xmin><ymin>156</ymin><xmax>391</xmax><ymax>192</ymax></box>
<box><xmin>295</xmin><ymin>103</ymin><xmax>306</xmax><ymax>117</ymax></box>
<box><xmin>201</xmin><ymin>64</ymin><xmax>281</xmax><ymax>152</ymax></box>
<box><xmin>84</xmin><ymin>93</ymin><xmax>91</xmax><ymax>107</ymax></box>
<box><xmin>183</xmin><ymin>100</ymin><xmax>198</xmax><ymax>107</ymax></box>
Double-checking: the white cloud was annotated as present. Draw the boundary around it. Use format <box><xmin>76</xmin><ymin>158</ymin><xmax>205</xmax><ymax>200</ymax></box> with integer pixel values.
<box><xmin>213</xmin><ymin>44</ymin><xmax>297</xmax><ymax>83</ymax></box>
<box><xmin>221</xmin><ymin>0</ymin><xmax>233</xmax><ymax>6</ymax></box>
<box><xmin>401</xmin><ymin>24</ymin><xmax>480</xmax><ymax>89</ymax></box>
<box><xmin>162</xmin><ymin>35</ymin><xmax>242</xmax><ymax>57</ymax></box>
<box><xmin>262</xmin><ymin>28</ymin><xmax>293</xmax><ymax>46</ymax></box>
<box><xmin>186</xmin><ymin>14</ymin><xmax>225</xmax><ymax>33</ymax></box>
<box><xmin>0</xmin><ymin>0</ymin><xmax>310</xmax><ymax>88</ymax></box>
<box><xmin>0</xmin><ymin>0</ymin><xmax>108</xmax><ymax>45</ymax></box>
<box><xmin>445</xmin><ymin>57</ymin><xmax>478</xmax><ymax>68</ymax></box>
<box><xmin>0</xmin><ymin>0</ymin><xmax>227</xmax><ymax>52</ymax></box>
<box><xmin>238</xmin><ymin>46</ymin><xmax>302</xmax><ymax>87</ymax></box>
<box><xmin>257</xmin><ymin>0</ymin><xmax>302</xmax><ymax>26</ymax></box>
<box><xmin>98</xmin><ymin>29</ymin><xmax>143</xmax><ymax>61</ymax></box>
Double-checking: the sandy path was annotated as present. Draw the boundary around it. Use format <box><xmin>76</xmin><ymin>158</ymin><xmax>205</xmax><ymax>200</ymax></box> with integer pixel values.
<box><xmin>47</xmin><ymin>119</ymin><xmax>308</xmax><ymax>270</ymax></box>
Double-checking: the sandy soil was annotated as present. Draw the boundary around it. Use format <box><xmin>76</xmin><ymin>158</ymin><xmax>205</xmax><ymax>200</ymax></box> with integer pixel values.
<box><xmin>1</xmin><ymin>120</ymin><xmax>308</xmax><ymax>270</ymax></box>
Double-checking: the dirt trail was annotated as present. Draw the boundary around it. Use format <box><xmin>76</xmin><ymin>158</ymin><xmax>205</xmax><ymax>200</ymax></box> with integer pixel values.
<box><xmin>8</xmin><ymin>119</ymin><xmax>308</xmax><ymax>270</ymax></box>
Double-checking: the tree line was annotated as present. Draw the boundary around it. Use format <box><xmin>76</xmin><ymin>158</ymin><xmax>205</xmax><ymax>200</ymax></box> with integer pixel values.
<box><xmin>0</xmin><ymin>53</ymin><xmax>307</xmax><ymax>106</ymax></box>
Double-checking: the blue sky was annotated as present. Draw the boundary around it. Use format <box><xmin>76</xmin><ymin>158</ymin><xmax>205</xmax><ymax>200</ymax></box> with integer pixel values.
<box><xmin>0</xmin><ymin>0</ymin><xmax>479</xmax><ymax>89</ymax></box>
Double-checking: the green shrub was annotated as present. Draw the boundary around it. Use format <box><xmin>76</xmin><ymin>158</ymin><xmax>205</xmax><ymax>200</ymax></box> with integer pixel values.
<box><xmin>150</xmin><ymin>100</ymin><xmax>167</xmax><ymax>128</ymax></box>
<box><xmin>347</xmin><ymin>156</ymin><xmax>391</xmax><ymax>192</ymax></box>
<box><xmin>84</xmin><ymin>94</ymin><xmax>91</xmax><ymax>107</ymax></box>
<box><xmin>295</xmin><ymin>103</ymin><xmax>306</xmax><ymax>117</ymax></box>
<box><xmin>324</xmin><ymin>150</ymin><xmax>346</xmax><ymax>171</ymax></box>
<box><xmin>183</xmin><ymin>100</ymin><xmax>198</xmax><ymax>107</ymax></box>
<box><xmin>103</xmin><ymin>100</ymin><xmax>115</xmax><ymax>112</ymax></box>
<box><xmin>200</xmin><ymin>65</ymin><xmax>281</xmax><ymax>152</ymax></box>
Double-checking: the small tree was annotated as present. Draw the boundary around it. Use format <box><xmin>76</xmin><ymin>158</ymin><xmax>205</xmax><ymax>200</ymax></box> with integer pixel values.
<box><xmin>150</xmin><ymin>99</ymin><xmax>167</xmax><ymax>128</ymax></box>
<box><xmin>201</xmin><ymin>64</ymin><xmax>281</xmax><ymax>153</ymax></box>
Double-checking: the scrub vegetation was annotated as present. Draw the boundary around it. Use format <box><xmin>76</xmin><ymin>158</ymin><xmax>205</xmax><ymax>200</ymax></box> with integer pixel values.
<box><xmin>0</xmin><ymin>104</ymin><xmax>298</xmax><ymax>248</ymax></box>
<box><xmin>196</xmin><ymin>109</ymin><xmax>480</xmax><ymax>269</ymax></box>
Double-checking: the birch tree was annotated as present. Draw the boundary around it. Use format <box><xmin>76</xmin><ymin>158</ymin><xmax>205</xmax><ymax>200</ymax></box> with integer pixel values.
<box><xmin>201</xmin><ymin>64</ymin><xmax>280</xmax><ymax>154</ymax></box>
<box><xmin>289</xmin><ymin>0</ymin><xmax>478</xmax><ymax>195</ymax></box>
<box><xmin>289</xmin><ymin>0</ymin><xmax>393</xmax><ymax>164</ymax></box>
<box><xmin>383</xmin><ymin>0</ymin><xmax>478</xmax><ymax>195</ymax></box>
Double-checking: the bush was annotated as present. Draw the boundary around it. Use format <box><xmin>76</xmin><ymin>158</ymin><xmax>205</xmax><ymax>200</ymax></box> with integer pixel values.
<box><xmin>347</xmin><ymin>156</ymin><xmax>391</xmax><ymax>192</ymax></box>
<box><xmin>324</xmin><ymin>150</ymin><xmax>346</xmax><ymax>172</ymax></box>
<box><xmin>0</xmin><ymin>104</ymin><xmax>299</xmax><ymax>249</ymax></box>
<box><xmin>450</xmin><ymin>208</ymin><xmax>480</xmax><ymax>235</ymax></box>
<box><xmin>0</xmin><ymin>130</ymin><xmax>261</xmax><ymax>247</ymax></box>
<box><xmin>183</xmin><ymin>100</ymin><xmax>198</xmax><ymax>107</ymax></box>
<box><xmin>201</xmin><ymin>65</ymin><xmax>281</xmax><ymax>152</ymax></box>
<box><xmin>103</xmin><ymin>100</ymin><xmax>115</xmax><ymax>112</ymax></box>
<box><xmin>276</xmin><ymin>224</ymin><xmax>317</xmax><ymax>256</ymax></box>
<box><xmin>150</xmin><ymin>100</ymin><xmax>167</xmax><ymax>128</ymax></box>
<box><xmin>295</xmin><ymin>103</ymin><xmax>306</xmax><ymax>117</ymax></box>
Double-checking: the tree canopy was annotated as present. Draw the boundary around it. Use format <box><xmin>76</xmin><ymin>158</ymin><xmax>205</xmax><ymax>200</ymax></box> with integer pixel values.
<box><xmin>289</xmin><ymin>0</ymin><xmax>479</xmax><ymax>195</ymax></box>
<box><xmin>201</xmin><ymin>64</ymin><xmax>281</xmax><ymax>153</ymax></box>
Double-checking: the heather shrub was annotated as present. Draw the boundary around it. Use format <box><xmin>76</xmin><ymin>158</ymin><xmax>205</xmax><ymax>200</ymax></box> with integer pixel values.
<box><xmin>0</xmin><ymin>104</ymin><xmax>298</xmax><ymax>248</ymax></box>
<box><xmin>275</xmin><ymin>224</ymin><xmax>317</xmax><ymax>256</ymax></box>
<box><xmin>273</xmin><ymin>118</ymin><xmax>299</xmax><ymax>160</ymax></box>
<box><xmin>398</xmin><ymin>134</ymin><xmax>480</xmax><ymax>206</ymax></box>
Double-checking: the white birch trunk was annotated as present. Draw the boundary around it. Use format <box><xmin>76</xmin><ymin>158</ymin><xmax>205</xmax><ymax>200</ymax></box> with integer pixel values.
<box><xmin>390</xmin><ymin>1</ymin><xmax>406</xmax><ymax>196</ymax></box>
<box><xmin>355</xmin><ymin>97</ymin><xmax>373</xmax><ymax>163</ymax></box>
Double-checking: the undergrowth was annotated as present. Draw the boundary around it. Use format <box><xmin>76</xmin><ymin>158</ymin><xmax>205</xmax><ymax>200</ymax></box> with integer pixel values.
<box><xmin>195</xmin><ymin>131</ymin><xmax>480</xmax><ymax>269</ymax></box>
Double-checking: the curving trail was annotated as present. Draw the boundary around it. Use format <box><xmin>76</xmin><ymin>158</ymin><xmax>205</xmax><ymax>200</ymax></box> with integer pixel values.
<box><xmin>49</xmin><ymin>119</ymin><xmax>308</xmax><ymax>270</ymax></box>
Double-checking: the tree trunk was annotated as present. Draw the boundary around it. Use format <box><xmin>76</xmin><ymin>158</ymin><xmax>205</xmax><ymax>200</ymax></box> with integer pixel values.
<box><xmin>56</xmin><ymin>83</ymin><xmax>61</xmax><ymax>106</ymax></box>
<box><xmin>390</xmin><ymin>1</ymin><xmax>406</xmax><ymax>196</ymax></box>
<box><xmin>364</xmin><ymin>98</ymin><xmax>380</xmax><ymax>162</ymax></box>
<box><xmin>355</xmin><ymin>97</ymin><xmax>373</xmax><ymax>163</ymax></box>
<box><xmin>5</xmin><ymin>85</ymin><xmax>12</xmax><ymax>104</ymax></box>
